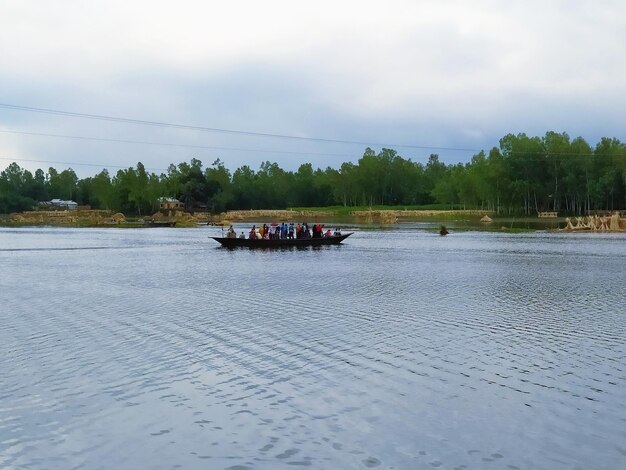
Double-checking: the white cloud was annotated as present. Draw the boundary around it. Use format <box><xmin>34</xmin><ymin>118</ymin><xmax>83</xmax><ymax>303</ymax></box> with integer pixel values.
<box><xmin>1</xmin><ymin>0</ymin><xmax>625</xmax><ymax>174</ymax></box>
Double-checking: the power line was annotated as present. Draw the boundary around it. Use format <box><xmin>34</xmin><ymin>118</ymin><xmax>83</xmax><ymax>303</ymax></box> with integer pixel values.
<box><xmin>0</xmin><ymin>129</ymin><xmax>361</xmax><ymax>159</ymax></box>
<box><xmin>3</xmin><ymin>147</ymin><xmax>624</xmax><ymax>175</ymax></box>
<box><xmin>3</xmin><ymin>129</ymin><xmax>620</xmax><ymax>160</ymax></box>
<box><xmin>0</xmin><ymin>102</ymin><xmax>479</xmax><ymax>152</ymax></box>
<box><xmin>0</xmin><ymin>103</ymin><xmax>626</xmax><ymax>167</ymax></box>
<box><xmin>0</xmin><ymin>156</ymin><xmax>168</xmax><ymax>172</ymax></box>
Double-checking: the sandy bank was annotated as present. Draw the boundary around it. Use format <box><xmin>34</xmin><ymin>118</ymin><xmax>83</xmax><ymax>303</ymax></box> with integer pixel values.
<box><xmin>3</xmin><ymin>210</ymin><xmax>209</xmax><ymax>227</ymax></box>
<box><xmin>217</xmin><ymin>209</ymin><xmax>493</xmax><ymax>223</ymax></box>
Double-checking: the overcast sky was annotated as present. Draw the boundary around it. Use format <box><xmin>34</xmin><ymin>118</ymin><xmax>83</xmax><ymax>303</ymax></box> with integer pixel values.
<box><xmin>1</xmin><ymin>0</ymin><xmax>625</xmax><ymax>177</ymax></box>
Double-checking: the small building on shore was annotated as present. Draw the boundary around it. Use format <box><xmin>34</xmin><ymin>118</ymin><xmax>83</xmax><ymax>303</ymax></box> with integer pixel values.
<box><xmin>40</xmin><ymin>199</ymin><xmax>79</xmax><ymax>210</ymax></box>
<box><xmin>158</xmin><ymin>197</ymin><xmax>183</xmax><ymax>211</ymax></box>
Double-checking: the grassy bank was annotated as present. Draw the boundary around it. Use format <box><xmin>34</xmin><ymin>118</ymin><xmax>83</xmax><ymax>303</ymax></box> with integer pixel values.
<box><xmin>290</xmin><ymin>205</ymin><xmax>493</xmax><ymax>216</ymax></box>
<box><xmin>218</xmin><ymin>206</ymin><xmax>494</xmax><ymax>223</ymax></box>
<box><xmin>3</xmin><ymin>207</ymin><xmax>563</xmax><ymax>232</ymax></box>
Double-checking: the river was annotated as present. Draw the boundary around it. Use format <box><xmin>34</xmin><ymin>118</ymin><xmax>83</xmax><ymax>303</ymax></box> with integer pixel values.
<box><xmin>1</xmin><ymin>225</ymin><xmax>625</xmax><ymax>469</ymax></box>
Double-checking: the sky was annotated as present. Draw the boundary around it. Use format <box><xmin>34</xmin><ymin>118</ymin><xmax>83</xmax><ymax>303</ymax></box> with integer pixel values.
<box><xmin>1</xmin><ymin>0</ymin><xmax>626</xmax><ymax>177</ymax></box>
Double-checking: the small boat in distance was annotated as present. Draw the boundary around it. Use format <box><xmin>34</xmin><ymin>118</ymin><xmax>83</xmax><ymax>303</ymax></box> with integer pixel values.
<box><xmin>211</xmin><ymin>232</ymin><xmax>353</xmax><ymax>248</ymax></box>
<box><xmin>145</xmin><ymin>220</ymin><xmax>177</xmax><ymax>227</ymax></box>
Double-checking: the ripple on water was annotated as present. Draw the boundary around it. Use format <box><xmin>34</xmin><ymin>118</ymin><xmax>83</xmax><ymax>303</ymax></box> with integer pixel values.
<box><xmin>1</xmin><ymin>227</ymin><xmax>625</xmax><ymax>469</ymax></box>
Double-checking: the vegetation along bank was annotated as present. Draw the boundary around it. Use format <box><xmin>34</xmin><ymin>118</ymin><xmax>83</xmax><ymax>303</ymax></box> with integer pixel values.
<box><xmin>2</xmin><ymin>131</ymin><xmax>625</xmax><ymax>217</ymax></box>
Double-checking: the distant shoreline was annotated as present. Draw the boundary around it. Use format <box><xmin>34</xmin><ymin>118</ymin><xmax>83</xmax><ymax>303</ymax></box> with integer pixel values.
<box><xmin>0</xmin><ymin>208</ymin><xmax>584</xmax><ymax>232</ymax></box>
<box><xmin>0</xmin><ymin>209</ymin><xmax>204</xmax><ymax>228</ymax></box>
<box><xmin>216</xmin><ymin>208</ymin><xmax>494</xmax><ymax>222</ymax></box>
<box><xmin>0</xmin><ymin>208</ymin><xmax>499</xmax><ymax>228</ymax></box>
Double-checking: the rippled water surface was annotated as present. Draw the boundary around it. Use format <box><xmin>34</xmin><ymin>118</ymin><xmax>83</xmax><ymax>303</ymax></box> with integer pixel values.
<box><xmin>1</xmin><ymin>226</ymin><xmax>625</xmax><ymax>469</ymax></box>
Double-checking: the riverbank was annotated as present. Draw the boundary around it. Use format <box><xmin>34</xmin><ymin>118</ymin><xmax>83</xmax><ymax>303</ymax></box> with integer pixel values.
<box><xmin>215</xmin><ymin>208</ymin><xmax>494</xmax><ymax>224</ymax></box>
<box><xmin>0</xmin><ymin>209</ymin><xmax>207</xmax><ymax>227</ymax></box>
<box><xmin>7</xmin><ymin>207</ymin><xmax>623</xmax><ymax>233</ymax></box>
<box><xmin>8</xmin><ymin>207</ymin><xmax>472</xmax><ymax>227</ymax></box>
<box><xmin>0</xmin><ymin>207</ymin><xmax>552</xmax><ymax>233</ymax></box>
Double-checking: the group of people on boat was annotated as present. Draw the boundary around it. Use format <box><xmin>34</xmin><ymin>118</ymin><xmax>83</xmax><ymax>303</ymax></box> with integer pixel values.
<box><xmin>225</xmin><ymin>222</ymin><xmax>341</xmax><ymax>240</ymax></box>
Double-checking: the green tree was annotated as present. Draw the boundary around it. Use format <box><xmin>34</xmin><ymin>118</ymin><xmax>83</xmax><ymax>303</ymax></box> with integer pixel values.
<box><xmin>292</xmin><ymin>163</ymin><xmax>318</xmax><ymax>207</ymax></box>
<box><xmin>542</xmin><ymin>131</ymin><xmax>572</xmax><ymax>212</ymax></box>
<box><xmin>591</xmin><ymin>137</ymin><xmax>625</xmax><ymax>210</ymax></box>
<box><xmin>205</xmin><ymin>159</ymin><xmax>233</xmax><ymax>212</ymax></box>
<box><xmin>500</xmin><ymin>133</ymin><xmax>545</xmax><ymax>214</ymax></box>
<box><xmin>161</xmin><ymin>164</ymin><xmax>183</xmax><ymax>200</ymax></box>
<box><xmin>232</xmin><ymin>165</ymin><xmax>258</xmax><ymax>209</ymax></box>
<box><xmin>47</xmin><ymin>168</ymin><xmax>78</xmax><ymax>200</ymax></box>
<box><xmin>178</xmin><ymin>159</ymin><xmax>210</xmax><ymax>212</ymax></box>
<box><xmin>561</xmin><ymin>137</ymin><xmax>592</xmax><ymax>214</ymax></box>
<box><xmin>424</xmin><ymin>154</ymin><xmax>446</xmax><ymax>204</ymax></box>
<box><xmin>0</xmin><ymin>163</ymin><xmax>37</xmax><ymax>212</ymax></box>
<box><xmin>90</xmin><ymin>170</ymin><xmax>115</xmax><ymax>210</ymax></box>
<box><xmin>26</xmin><ymin>168</ymin><xmax>49</xmax><ymax>202</ymax></box>
<box><xmin>335</xmin><ymin>162</ymin><xmax>358</xmax><ymax>206</ymax></box>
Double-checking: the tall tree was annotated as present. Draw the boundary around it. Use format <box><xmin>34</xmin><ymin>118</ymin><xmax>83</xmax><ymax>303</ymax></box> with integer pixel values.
<box><xmin>232</xmin><ymin>165</ymin><xmax>258</xmax><ymax>209</ymax></box>
<box><xmin>205</xmin><ymin>159</ymin><xmax>233</xmax><ymax>212</ymax></box>
<box><xmin>543</xmin><ymin>131</ymin><xmax>571</xmax><ymax>212</ymax></box>
<box><xmin>0</xmin><ymin>163</ymin><xmax>37</xmax><ymax>212</ymax></box>
<box><xmin>173</xmin><ymin>159</ymin><xmax>211</xmax><ymax>212</ymax></box>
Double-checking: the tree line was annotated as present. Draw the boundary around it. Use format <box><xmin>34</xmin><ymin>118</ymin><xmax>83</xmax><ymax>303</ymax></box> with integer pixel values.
<box><xmin>1</xmin><ymin>131</ymin><xmax>625</xmax><ymax>215</ymax></box>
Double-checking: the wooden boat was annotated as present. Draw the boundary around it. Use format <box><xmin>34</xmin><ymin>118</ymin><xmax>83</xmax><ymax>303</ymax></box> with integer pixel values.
<box><xmin>145</xmin><ymin>220</ymin><xmax>177</xmax><ymax>227</ymax></box>
<box><xmin>211</xmin><ymin>232</ymin><xmax>353</xmax><ymax>248</ymax></box>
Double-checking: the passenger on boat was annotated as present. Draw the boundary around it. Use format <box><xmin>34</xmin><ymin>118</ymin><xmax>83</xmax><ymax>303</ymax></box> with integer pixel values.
<box><xmin>325</xmin><ymin>229</ymin><xmax>332</xmax><ymax>237</ymax></box>
<box><xmin>226</xmin><ymin>225</ymin><xmax>237</xmax><ymax>238</ymax></box>
<box><xmin>288</xmin><ymin>223</ymin><xmax>294</xmax><ymax>239</ymax></box>
<box><xmin>334</xmin><ymin>228</ymin><xmax>341</xmax><ymax>236</ymax></box>
<box><xmin>249</xmin><ymin>225</ymin><xmax>257</xmax><ymax>239</ymax></box>
<box><xmin>239</xmin><ymin>232</ymin><xmax>245</xmax><ymax>239</ymax></box>
<box><xmin>298</xmin><ymin>223</ymin><xmax>310</xmax><ymax>239</ymax></box>
<box><xmin>312</xmin><ymin>224</ymin><xmax>324</xmax><ymax>238</ymax></box>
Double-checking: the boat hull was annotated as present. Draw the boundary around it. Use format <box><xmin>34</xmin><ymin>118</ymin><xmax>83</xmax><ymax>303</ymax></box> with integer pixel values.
<box><xmin>145</xmin><ymin>220</ymin><xmax>177</xmax><ymax>227</ymax></box>
<box><xmin>211</xmin><ymin>233</ymin><xmax>352</xmax><ymax>248</ymax></box>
